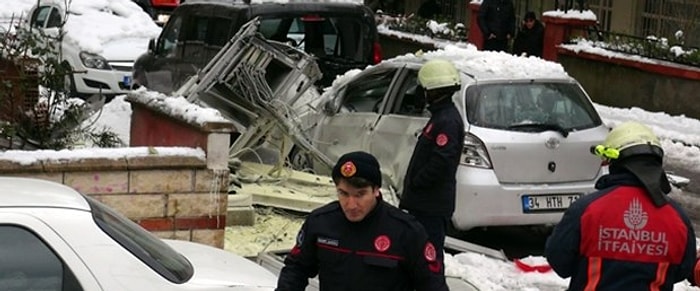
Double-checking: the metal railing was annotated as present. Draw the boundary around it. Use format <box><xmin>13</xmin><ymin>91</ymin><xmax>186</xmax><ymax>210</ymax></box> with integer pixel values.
<box><xmin>568</xmin><ymin>27</ymin><xmax>700</xmax><ymax>67</ymax></box>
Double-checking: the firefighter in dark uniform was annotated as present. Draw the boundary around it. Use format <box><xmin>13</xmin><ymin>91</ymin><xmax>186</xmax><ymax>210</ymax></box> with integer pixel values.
<box><xmin>545</xmin><ymin>121</ymin><xmax>696</xmax><ymax>291</ymax></box>
<box><xmin>276</xmin><ymin>151</ymin><xmax>448</xmax><ymax>291</ymax></box>
<box><xmin>400</xmin><ymin>58</ymin><xmax>465</xmax><ymax>276</ymax></box>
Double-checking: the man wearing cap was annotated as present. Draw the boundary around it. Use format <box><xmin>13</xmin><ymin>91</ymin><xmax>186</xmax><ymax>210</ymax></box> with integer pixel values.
<box><xmin>276</xmin><ymin>151</ymin><xmax>448</xmax><ymax>291</ymax></box>
<box><xmin>544</xmin><ymin>121</ymin><xmax>696</xmax><ymax>291</ymax></box>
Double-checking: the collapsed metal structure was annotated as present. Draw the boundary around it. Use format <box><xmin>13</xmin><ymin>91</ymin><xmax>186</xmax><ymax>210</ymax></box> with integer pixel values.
<box><xmin>176</xmin><ymin>18</ymin><xmax>334</xmax><ymax>171</ymax></box>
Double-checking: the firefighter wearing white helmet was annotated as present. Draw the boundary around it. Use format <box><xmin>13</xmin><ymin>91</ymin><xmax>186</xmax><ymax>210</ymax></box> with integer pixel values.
<box><xmin>545</xmin><ymin>121</ymin><xmax>696</xmax><ymax>291</ymax></box>
<box><xmin>400</xmin><ymin>58</ymin><xmax>465</xmax><ymax>277</ymax></box>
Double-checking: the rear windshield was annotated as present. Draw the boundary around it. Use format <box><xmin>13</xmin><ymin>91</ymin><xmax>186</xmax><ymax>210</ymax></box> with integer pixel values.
<box><xmin>87</xmin><ymin>196</ymin><xmax>194</xmax><ymax>283</ymax></box>
<box><xmin>466</xmin><ymin>82</ymin><xmax>602</xmax><ymax>131</ymax></box>
<box><xmin>259</xmin><ymin>14</ymin><xmax>371</xmax><ymax>62</ymax></box>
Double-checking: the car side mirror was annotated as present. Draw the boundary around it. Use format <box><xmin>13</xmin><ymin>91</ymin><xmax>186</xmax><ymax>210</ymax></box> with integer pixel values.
<box><xmin>148</xmin><ymin>38</ymin><xmax>155</xmax><ymax>52</ymax></box>
<box><xmin>323</xmin><ymin>100</ymin><xmax>337</xmax><ymax>115</ymax></box>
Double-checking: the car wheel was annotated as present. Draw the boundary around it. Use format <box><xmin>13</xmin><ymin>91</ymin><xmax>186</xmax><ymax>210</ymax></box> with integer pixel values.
<box><xmin>288</xmin><ymin>146</ymin><xmax>314</xmax><ymax>173</ymax></box>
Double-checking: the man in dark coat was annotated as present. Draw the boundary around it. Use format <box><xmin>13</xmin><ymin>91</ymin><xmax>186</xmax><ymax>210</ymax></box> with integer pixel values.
<box><xmin>400</xmin><ymin>59</ymin><xmax>465</xmax><ymax>277</ymax></box>
<box><xmin>513</xmin><ymin>11</ymin><xmax>545</xmax><ymax>57</ymax></box>
<box><xmin>545</xmin><ymin>121</ymin><xmax>696</xmax><ymax>291</ymax></box>
<box><xmin>477</xmin><ymin>0</ymin><xmax>516</xmax><ymax>52</ymax></box>
<box><xmin>276</xmin><ymin>151</ymin><xmax>448</xmax><ymax>291</ymax></box>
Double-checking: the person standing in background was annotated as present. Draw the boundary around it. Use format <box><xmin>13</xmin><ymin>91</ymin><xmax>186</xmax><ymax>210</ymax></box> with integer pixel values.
<box><xmin>477</xmin><ymin>0</ymin><xmax>516</xmax><ymax>52</ymax></box>
<box><xmin>400</xmin><ymin>59</ymin><xmax>465</xmax><ymax>277</ymax></box>
<box><xmin>512</xmin><ymin>11</ymin><xmax>545</xmax><ymax>57</ymax></box>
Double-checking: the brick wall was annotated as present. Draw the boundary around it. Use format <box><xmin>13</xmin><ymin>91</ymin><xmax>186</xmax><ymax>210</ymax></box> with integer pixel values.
<box><xmin>0</xmin><ymin>154</ymin><xmax>230</xmax><ymax>248</ymax></box>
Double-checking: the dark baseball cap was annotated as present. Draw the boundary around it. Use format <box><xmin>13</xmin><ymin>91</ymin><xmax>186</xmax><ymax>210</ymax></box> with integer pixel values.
<box><xmin>331</xmin><ymin>151</ymin><xmax>382</xmax><ymax>187</ymax></box>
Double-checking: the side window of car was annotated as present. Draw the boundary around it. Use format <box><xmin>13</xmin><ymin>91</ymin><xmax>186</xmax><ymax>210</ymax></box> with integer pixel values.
<box><xmin>30</xmin><ymin>6</ymin><xmax>52</xmax><ymax>28</ymax></box>
<box><xmin>46</xmin><ymin>8</ymin><xmax>62</xmax><ymax>28</ymax></box>
<box><xmin>0</xmin><ymin>225</ymin><xmax>83</xmax><ymax>291</ymax></box>
<box><xmin>392</xmin><ymin>70</ymin><xmax>428</xmax><ymax>117</ymax></box>
<box><xmin>341</xmin><ymin>70</ymin><xmax>396</xmax><ymax>113</ymax></box>
<box><xmin>158</xmin><ymin>14</ymin><xmax>182</xmax><ymax>57</ymax></box>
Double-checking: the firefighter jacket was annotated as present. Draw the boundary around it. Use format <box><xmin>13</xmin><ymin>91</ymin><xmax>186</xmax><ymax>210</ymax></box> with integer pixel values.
<box><xmin>544</xmin><ymin>171</ymin><xmax>696</xmax><ymax>291</ymax></box>
<box><xmin>400</xmin><ymin>97</ymin><xmax>465</xmax><ymax>217</ymax></box>
<box><xmin>276</xmin><ymin>200</ymin><xmax>448</xmax><ymax>291</ymax></box>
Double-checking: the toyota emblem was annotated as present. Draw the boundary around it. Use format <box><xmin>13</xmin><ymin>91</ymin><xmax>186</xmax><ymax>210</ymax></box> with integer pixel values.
<box><xmin>545</xmin><ymin>137</ymin><xmax>560</xmax><ymax>149</ymax></box>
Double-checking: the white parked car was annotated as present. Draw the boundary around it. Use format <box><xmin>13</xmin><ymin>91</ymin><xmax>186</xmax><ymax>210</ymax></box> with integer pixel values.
<box><xmin>0</xmin><ymin>177</ymin><xmax>277</xmax><ymax>290</ymax></box>
<box><xmin>24</xmin><ymin>0</ymin><xmax>161</xmax><ymax>99</ymax></box>
<box><xmin>294</xmin><ymin>47</ymin><xmax>610</xmax><ymax>231</ymax></box>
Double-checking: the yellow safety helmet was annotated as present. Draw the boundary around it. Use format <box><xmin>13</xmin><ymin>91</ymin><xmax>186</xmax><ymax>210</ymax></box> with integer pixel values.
<box><xmin>418</xmin><ymin>59</ymin><xmax>461</xmax><ymax>90</ymax></box>
<box><xmin>591</xmin><ymin>121</ymin><xmax>664</xmax><ymax>161</ymax></box>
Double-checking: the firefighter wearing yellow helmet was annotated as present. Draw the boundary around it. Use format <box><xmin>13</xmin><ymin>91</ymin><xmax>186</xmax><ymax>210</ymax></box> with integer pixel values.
<box><xmin>400</xmin><ymin>58</ymin><xmax>465</xmax><ymax>277</ymax></box>
<box><xmin>545</xmin><ymin>121</ymin><xmax>696</xmax><ymax>291</ymax></box>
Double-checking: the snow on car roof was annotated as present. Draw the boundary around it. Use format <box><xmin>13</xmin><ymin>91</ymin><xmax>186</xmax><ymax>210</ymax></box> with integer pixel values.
<box><xmin>6</xmin><ymin>0</ymin><xmax>160</xmax><ymax>56</ymax></box>
<box><xmin>389</xmin><ymin>45</ymin><xmax>571</xmax><ymax>80</ymax></box>
<box><xmin>322</xmin><ymin>45</ymin><xmax>572</xmax><ymax>99</ymax></box>
<box><xmin>0</xmin><ymin>177</ymin><xmax>90</xmax><ymax>210</ymax></box>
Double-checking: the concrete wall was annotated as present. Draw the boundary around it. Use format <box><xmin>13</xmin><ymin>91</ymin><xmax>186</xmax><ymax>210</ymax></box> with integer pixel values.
<box><xmin>557</xmin><ymin>48</ymin><xmax>700</xmax><ymax>120</ymax></box>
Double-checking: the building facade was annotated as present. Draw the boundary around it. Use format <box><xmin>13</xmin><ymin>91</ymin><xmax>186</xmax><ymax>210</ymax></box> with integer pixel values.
<box><xmin>377</xmin><ymin>0</ymin><xmax>700</xmax><ymax>47</ymax></box>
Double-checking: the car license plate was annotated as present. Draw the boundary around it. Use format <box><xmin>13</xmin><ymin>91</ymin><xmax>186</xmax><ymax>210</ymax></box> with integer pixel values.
<box><xmin>522</xmin><ymin>193</ymin><xmax>582</xmax><ymax>213</ymax></box>
<box><xmin>123</xmin><ymin>75</ymin><xmax>132</xmax><ymax>86</ymax></box>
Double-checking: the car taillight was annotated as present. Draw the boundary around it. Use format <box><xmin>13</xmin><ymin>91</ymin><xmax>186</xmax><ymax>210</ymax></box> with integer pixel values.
<box><xmin>372</xmin><ymin>42</ymin><xmax>382</xmax><ymax>64</ymax></box>
<box><xmin>151</xmin><ymin>0</ymin><xmax>180</xmax><ymax>7</ymax></box>
<box><xmin>461</xmin><ymin>133</ymin><xmax>492</xmax><ymax>169</ymax></box>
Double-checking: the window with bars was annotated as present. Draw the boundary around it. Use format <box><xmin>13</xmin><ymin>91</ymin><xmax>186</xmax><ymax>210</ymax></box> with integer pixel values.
<box><xmin>586</xmin><ymin>0</ymin><xmax>613</xmax><ymax>31</ymax></box>
<box><xmin>640</xmin><ymin>0</ymin><xmax>700</xmax><ymax>46</ymax></box>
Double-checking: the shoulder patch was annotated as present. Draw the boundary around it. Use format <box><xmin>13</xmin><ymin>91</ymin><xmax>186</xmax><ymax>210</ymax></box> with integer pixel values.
<box><xmin>424</xmin><ymin>242</ymin><xmax>437</xmax><ymax>262</ymax></box>
<box><xmin>436</xmin><ymin>133</ymin><xmax>448</xmax><ymax>147</ymax></box>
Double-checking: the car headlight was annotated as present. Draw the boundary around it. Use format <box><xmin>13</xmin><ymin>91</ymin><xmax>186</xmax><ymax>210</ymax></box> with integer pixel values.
<box><xmin>79</xmin><ymin>52</ymin><xmax>112</xmax><ymax>70</ymax></box>
<box><xmin>461</xmin><ymin>133</ymin><xmax>492</xmax><ymax>169</ymax></box>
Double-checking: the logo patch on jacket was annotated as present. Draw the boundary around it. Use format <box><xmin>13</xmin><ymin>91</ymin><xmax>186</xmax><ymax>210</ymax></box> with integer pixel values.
<box><xmin>594</xmin><ymin>198</ymin><xmax>671</xmax><ymax>258</ymax></box>
<box><xmin>374</xmin><ymin>235</ymin><xmax>391</xmax><ymax>252</ymax></box>
<box><xmin>424</xmin><ymin>242</ymin><xmax>436</xmax><ymax>262</ymax></box>
<box><xmin>317</xmin><ymin>237</ymin><xmax>340</xmax><ymax>247</ymax></box>
<box><xmin>436</xmin><ymin>133</ymin><xmax>448</xmax><ymax>147</ymax></box>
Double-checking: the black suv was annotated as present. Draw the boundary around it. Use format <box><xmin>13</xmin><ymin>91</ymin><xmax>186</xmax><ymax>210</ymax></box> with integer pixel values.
<box><xmin>132</xmin><ymin>0</ymin><xmax>381</xmax><ymax>93</ymax></box>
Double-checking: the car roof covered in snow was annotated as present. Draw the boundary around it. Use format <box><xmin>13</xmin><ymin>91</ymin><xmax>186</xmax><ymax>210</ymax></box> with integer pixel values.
<box><xmin>388</xmin><ymin>45</ymin><xmax>572</xmax><ymax>81</ymax></box>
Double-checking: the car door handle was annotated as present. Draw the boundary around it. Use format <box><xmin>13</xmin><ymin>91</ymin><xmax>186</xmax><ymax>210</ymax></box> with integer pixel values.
<box><xmin>332</xmin><ymin>139</ymin><xmax>339</xmax><ymax>145</ymax></box>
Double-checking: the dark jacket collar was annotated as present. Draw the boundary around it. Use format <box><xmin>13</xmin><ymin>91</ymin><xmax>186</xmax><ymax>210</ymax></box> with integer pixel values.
<box><xmin>427</xmin><ymin>97</ymin><xmax>454</xmax><ymax>114</ymax></box>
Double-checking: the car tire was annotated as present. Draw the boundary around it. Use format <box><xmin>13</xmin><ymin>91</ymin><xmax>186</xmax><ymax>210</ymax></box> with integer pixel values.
<box><xmin>287</xmin><ymin>146</ymin><xmax>314</xmax><ymax>173</ymax></box>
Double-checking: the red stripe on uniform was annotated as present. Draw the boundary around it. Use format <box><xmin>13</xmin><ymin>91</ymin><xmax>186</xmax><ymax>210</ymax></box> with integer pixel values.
<box><xmin>316</xmin><ymin>243</ymin><xmax>352</xmax><ymax>253</ymax></box>
<box><xmin>584</xmin><ymin>257</ymin><xmax>602</xmax><ymax>291</ymax></box>
<box><xmin>356</xmin><ymin>251</ymin><xmax>404</xmax><ymax>261</ymax></box>
<box><xmin>650</xmin><ymin>262</ymin><xmax>669</xmax><ymax>291</ymax></box>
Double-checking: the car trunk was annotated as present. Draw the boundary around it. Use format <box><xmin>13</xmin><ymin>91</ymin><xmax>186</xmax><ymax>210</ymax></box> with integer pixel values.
<box><xmin>471</xmin><ymin>126</ymin><xmax>607</xmax><ymax>184</ymax></box>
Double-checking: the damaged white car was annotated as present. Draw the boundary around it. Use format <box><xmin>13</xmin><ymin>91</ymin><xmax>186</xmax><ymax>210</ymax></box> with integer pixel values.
<box><xmin>294</xmin><ymin>47</ymin><xmax>610</xmax><ymax>231</ymax></box>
